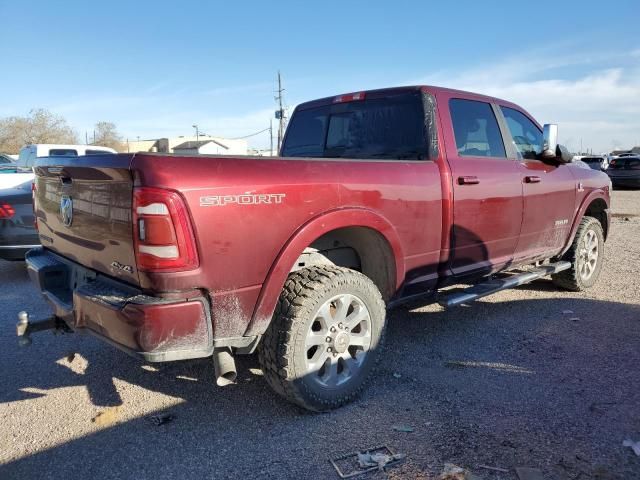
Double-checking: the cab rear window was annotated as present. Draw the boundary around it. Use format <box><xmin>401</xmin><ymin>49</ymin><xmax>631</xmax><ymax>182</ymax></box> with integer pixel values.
<box><xmin>282</xmin><ymin>92</ymin><xmax>429</xmax><ymax>160</ymax></box>
<box><xmin>49</xmin><ymin>149</ymin><xmax>78</xmax><ymax>156</ymax></box>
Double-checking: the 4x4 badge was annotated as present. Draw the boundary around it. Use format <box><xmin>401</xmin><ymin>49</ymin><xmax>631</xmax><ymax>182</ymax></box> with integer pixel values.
<box><xmin>60</xmin><ymin>195</ymin><xmax>73</xmax><ymax>227</ymax></box>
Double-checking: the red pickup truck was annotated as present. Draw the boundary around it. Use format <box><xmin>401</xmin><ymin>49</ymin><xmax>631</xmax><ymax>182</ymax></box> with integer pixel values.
<box><xmin>19</xmin><ymin>86</ymin><xmax>610</xmax><ymax>411</ymax></box>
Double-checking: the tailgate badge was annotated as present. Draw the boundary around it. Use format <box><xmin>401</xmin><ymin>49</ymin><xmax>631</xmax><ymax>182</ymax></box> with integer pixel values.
<box><xmin>60</xmin><ymin>195</ymin><xmax>73</xmax><ymax>227</ymax></box>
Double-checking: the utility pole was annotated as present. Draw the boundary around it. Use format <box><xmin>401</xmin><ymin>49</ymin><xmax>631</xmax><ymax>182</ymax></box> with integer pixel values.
<box><xmin>269</xmin><ymin>119</ymin><xmax>274</xmax><ymax>156</ymax></box>
<box><xmin>275</xmin><ymin>71</ymin><xmax>286</xmax><ymax>153</ymax></box>
<box><xmin>192</xmin><ymin>124</ymin><xmax>199</xmax><ymax>142</ymax></box>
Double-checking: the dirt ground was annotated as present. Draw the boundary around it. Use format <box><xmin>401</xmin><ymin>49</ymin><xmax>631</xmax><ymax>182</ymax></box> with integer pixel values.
<box><xmin>1</xmin><ymin>189</ymin><xmax>638</xmax><ymax>480</ymax></box>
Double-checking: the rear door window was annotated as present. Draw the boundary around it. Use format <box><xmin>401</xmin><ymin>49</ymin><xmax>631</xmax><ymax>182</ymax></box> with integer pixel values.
<box><xmin>449</xmin><ymin>99</ymin><xmax>506</xmax><ymax>158</ymax></box>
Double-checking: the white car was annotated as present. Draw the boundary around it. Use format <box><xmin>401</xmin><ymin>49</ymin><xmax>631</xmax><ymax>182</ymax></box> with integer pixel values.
<box><xmin>1</xmin><ymin>144</ymin><xmax>117</xmax><ymax>189</ymax></box>
<box><xmin>17</xmin><ymin>144</ymin><xmax>117</xmax><ymax>171</ymax></box>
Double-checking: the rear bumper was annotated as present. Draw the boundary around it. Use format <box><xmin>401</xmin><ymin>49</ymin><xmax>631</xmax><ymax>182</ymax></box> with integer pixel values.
<box><xmin>25</xmin><ymin>248</ymin><xmax>213</xmax><ymax>362</ymax></box>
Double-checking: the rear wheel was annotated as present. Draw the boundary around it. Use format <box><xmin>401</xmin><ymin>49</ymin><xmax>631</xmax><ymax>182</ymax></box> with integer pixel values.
<box><xmin>552</xmin><ymin>216</ymin><xmax>604</xmax><ymax>291</ymax></box>
<box><xmin>258</xmin><ymin>265</ymin><xmax>386</xmax><ymax>411</ymax></box>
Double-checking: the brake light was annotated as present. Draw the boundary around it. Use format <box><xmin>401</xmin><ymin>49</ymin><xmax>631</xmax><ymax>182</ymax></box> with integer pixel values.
<box><xmin>133</xmin><ymin>187</ymin><xmax>199</xmax><ymax>272</ymax></box>
<box><xmin>0</xmin><ymin>202</ymin><xmax>14</xmax><ymax>219</ymax></box>
<box><xmin>333</xmin><ymin>92</ymin><xmax>366</xmax><ymax>103</ymax></box>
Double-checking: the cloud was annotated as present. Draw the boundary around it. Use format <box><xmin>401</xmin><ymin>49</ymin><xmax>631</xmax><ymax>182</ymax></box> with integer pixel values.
<box><xmin>411</xmin><ymin>52</ymin><xmax>640</xmax><ymax>152</ymax></box>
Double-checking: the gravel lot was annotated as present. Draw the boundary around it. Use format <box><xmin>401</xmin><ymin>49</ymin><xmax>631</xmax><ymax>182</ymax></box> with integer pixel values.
<box><xmin>1</xmin><ymin>190</ymin><xmax>639</xmax><ymax>480</ymax></box>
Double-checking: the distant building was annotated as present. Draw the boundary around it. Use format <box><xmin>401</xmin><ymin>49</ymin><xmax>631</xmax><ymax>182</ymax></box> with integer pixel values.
<box><xmin>173</xmin><ymin>139</ymin><xmax>247</xmax><ymax>155</ymax></box>
<box><xmin>124</xmin><ymin>135</ymin><xmax>247</xmax><ymax>155</ymax></box>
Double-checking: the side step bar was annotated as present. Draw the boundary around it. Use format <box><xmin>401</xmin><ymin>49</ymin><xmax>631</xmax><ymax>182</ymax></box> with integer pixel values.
<box><xmin>438</xmin><ymin>261</ymin><xmax>571</xmax><ymax>308</ymax></box>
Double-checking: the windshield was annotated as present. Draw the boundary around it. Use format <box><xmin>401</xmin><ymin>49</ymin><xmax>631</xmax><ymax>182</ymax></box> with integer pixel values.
<box><xmin>281</xmin><ymin>92</ymin><xmax>428</xmax><ymax>160</ymax></box>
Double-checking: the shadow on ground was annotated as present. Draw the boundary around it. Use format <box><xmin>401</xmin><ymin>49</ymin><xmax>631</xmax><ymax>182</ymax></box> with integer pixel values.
<box><xmin>1</xmin><ymin>288</ymin><xmax>639</xmax><ymax>479</ymax></box>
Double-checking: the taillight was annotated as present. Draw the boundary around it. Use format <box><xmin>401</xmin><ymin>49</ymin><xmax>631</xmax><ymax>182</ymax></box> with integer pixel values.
<box><xmin>0</xmin><ymin>202</ymin><xmax>14</xmax><ymax>219</ymax></box>
<box><xmin>133</xmin><ymin>187</ymin><xmax>199</xmax><ymax>272</ymax></box>
<box><xmin>32</xmin><ymin>181</ymin><xmax>38</xmax><ymax>230</ymax></box>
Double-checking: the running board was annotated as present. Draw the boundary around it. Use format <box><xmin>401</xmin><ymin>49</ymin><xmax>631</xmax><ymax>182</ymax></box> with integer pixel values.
<box><xmin>438</xmin><ymin>261</ymin><xmax>571</xmax><ymax>308</ymax></box>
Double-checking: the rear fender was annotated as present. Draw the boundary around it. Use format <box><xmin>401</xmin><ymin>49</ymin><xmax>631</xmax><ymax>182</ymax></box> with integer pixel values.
<box><xmin>243</xmin><ymin>208</ymin><xmax>404</xmax><ymax>337</ymax></box>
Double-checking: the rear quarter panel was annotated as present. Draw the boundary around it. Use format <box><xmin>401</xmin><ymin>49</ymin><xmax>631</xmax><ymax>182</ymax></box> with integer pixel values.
<box><xmin>132</xmin><ymin>154</ymin><xmax>443</xmax><ymax>337</ymax></box>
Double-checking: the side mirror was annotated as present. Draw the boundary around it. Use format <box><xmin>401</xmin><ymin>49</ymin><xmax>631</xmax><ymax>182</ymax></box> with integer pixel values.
<box><xmin>541</xmin><ymin>124</ymin><xmax>573</xmax><ymax>164</ymax></box>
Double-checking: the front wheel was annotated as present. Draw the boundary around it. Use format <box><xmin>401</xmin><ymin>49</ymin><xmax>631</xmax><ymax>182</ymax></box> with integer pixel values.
<box><xmin>552</xmin><ymin>216</ymin><xmax>605</xmax><ymax>291</ymax></box>
<box><xmin>258</xmin><ymin>265</ymin><xmax>386</xmax><ymax>411</ymax></box>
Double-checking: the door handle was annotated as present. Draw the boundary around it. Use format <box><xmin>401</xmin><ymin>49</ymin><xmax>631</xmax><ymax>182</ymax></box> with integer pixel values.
<box><xmin>458</xmin><ymin>176</ymin><xmax>480</xmax><ymax>185</ymax></box>
<box><xmin>524</xmin><ymin>175</ymin><xmax>541</xmax><ymax>183</ymax></box>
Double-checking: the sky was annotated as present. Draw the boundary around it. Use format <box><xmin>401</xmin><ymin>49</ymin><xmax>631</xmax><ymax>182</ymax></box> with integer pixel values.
<box><xmin>1</xmin><ymin>0</ymin><xmax>639</xmax><ymax>153</ymax></box>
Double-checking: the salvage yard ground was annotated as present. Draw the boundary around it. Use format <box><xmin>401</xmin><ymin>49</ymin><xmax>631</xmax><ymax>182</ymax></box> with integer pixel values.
<box><xmin>1</xmin><ymin>190</ymin><xmax>639</xmax><ymax>479</ymax></box>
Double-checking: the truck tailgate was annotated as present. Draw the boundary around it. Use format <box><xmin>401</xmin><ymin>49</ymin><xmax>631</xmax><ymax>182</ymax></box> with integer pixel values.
<box><xmin>34</xmin><ymin>154</ymin><xmax>139</xmax><ymax>285</ymax></box>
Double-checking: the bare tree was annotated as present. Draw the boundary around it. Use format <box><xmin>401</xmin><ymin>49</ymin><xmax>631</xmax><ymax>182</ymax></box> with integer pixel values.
<box><xmin>92</xmin><ymin>121</ymin><xmax>124</xmax><ymax>151</ymax></box>
<box><xmin>0</xmin><ymin>109</ymin><xmax>78</xmax><ymax>154</ymax></box>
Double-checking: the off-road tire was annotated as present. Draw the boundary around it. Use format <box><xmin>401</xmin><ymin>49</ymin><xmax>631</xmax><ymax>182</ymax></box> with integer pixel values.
<box><xmin>258</xmin><ymin>265</ymin><xmax>386</xmax><ymax>411</ymax></box>
<box><xmin>552</xmin><ymin>216</ymin><xmax>604</xmax><ymax>291</ymax></box>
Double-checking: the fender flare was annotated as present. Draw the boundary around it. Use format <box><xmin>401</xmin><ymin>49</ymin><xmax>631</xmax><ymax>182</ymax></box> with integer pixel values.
<box><xmin>243</xmin><ymin>208</ymin><xmax>405</xmax><ymax>337</ymax></box>
<box><xmin>561</xmin><ymin>188</ymin><xmax>609</xmax><ymax>256</ymax></box>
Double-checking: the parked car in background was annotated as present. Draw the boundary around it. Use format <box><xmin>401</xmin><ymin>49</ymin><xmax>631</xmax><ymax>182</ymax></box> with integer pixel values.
<box><xmin>0</xmin><ymin>154</ymin><xmax>17</xmax><ymax>173</ymax></box>
<box><xmin>17</xmin><ymin>144</ymin><xmax>117</xmax><ymax>172</ymax></box>
<box><xmin>0</xmin><ymin>181</ymin><xmax>39</xmax><ymax>260</ymax></box>
<box><xmin>606</xmin><ymin>156</ymin><xmax>640</xmax><ymax>188</ymax></box>
<box><xmin>581</xmin><ymin>156</ymin><xmax>609</xmax><ymax>171</ymax></box>
<box><xmin>0</xmin><ymin>144</ymin><xmax>118</xmax><ymax>258</ymax></box>
<box><xmin>2</xmin><ymin>144</ymin><xmax>117</xmax><ymax>191</ymax></box>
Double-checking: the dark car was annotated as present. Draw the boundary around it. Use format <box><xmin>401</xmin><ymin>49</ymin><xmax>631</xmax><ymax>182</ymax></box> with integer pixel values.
<box><xmin>606</xmin><ymin>156</ymin><xmax>640</xmax><ymax>188</ymax></box>
<box><xmin>0</xmin><ymin>181</ymin><xmax>39</xmax><ymax>260</ymax></box>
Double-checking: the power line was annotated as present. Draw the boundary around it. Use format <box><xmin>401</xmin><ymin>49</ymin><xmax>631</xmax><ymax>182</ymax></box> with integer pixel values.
<box><xmin>228</xmin><ymin>127</ymin><xmax>271</xmax><ymax>139</ymax></box>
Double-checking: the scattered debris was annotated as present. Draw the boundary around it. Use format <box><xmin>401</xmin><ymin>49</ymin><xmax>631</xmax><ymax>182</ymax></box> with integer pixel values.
<box><xmin>357</xmin><ymin>451</ymin><xmax>406</xmax><ymax>470</ymax></box>
<box><xmin>623</xmin><ymin>439</ymin><xmax>640</xmax><ymax>457</ymax></box>
<box><xmin>91</xmin><ymin>406</ymin><xmax>122</xmax><ymax>427</ymax></box>
<box><xmin>562</xmin><ymin>310</ymin><xmax>573</xmax><ymax>314</ymax></box>
<box><xmin>330</xmin><ymin>445</ymin><xmax>405</xmax><ymax>478</ymax></box>
<box><xmin>393</xmin><ymin>372</ymin><xmax>402</xmax><ymax>379</ymax></box>
<box><xmin>392</xmin><ymin>425</ymin><xmax>414</xmax><ymax>433</ymax></box>
<box><xmin>570</xmin><ymin>317</ymin><xmax>580</xmax><ymax>322</ymax></box>
<box><xmin>515</xmin><ymin>467</ymin><xmax>544</xmax><ymax>480</ymax></box>
<box><xmin>438</xmin><ymin>463</ymin><xmax>482</xmax><ymax>480</ymax></box>
<box><xmin>477</xmin><ymin>464</ymin><xmax>509</xmax><ymax>473</ymax></box>
<box><xmin>148</xmin><ymin>413</ymin><xmax>175</xmax><ymax>426</ymax></box>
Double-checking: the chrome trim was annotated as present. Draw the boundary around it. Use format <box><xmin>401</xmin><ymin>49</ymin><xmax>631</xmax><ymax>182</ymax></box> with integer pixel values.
<box><xmin>0</xmin><ymin>245</ymin><xmax>40</xmax><ymax>249</ymax></box>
